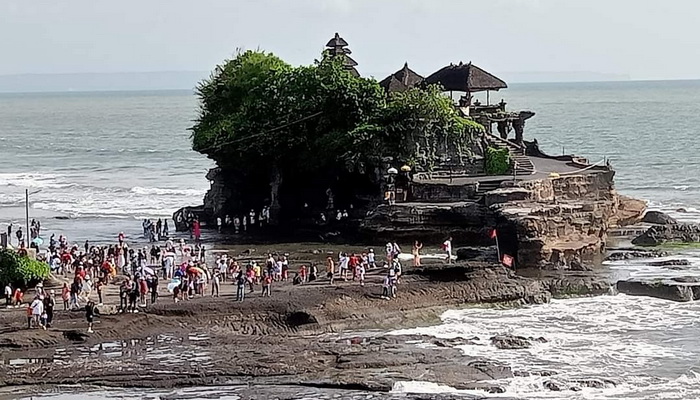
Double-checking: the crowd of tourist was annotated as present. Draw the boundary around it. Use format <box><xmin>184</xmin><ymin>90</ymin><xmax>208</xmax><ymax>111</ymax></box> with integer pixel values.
<box><xmin>3</xmin><ymin>217</ymin><xmax>456</xmax><ymax>333</ymax></box>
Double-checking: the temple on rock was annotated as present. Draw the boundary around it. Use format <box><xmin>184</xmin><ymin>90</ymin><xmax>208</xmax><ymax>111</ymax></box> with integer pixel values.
<box><xmin>182</xmin><ymin>32</ymin><xmax>644</xmax><ymax>272</ymax></box>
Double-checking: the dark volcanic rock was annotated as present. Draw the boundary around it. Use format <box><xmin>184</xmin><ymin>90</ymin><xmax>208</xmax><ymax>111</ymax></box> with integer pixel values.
<box><xmin>456</xmin><ymin>246</ymin><xmax>498</xmax><ymax>262</ymax></box>
<box><xmin>642</xmin><ymin>211</ymin><xmax>678</xmax><ymax>225</ymax></box>
<box><xmin>490</xmin><ymin>335</ymin><xmax>532</xmax><ymax>349</ymax></box>
<box><xmin>632</xmin><ymin>224</ymin><xmax>700</xmax><ymax>246</ymax></box>
<box><xmin>616</xmin><ymin>279</ymin><xmax>700</xmax><ymax>302</ymax></box>
<box><xmin>605</xmin><ymin>250</ymin><xmax>668</xmax><ymax>261</ymax></box>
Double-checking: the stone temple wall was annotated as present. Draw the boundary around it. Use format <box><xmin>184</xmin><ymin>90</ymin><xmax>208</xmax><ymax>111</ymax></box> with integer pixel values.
<box><xmin>411</xmin><ymin>181</ymin><xmax>478</xmax><ymax>203</ymax></box>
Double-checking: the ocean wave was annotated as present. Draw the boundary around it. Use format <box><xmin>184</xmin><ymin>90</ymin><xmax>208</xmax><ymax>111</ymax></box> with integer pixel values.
<box><xmin>0</xmin><ymin>172</ymin><xmax>77</xmax><ymax>189</ymax></box>
<box><xmin>391</xmin><ymin>295</ymin><xmax>700</xmax><ymax>399</ymax></box>
<box><xmin>130</xmin><ymin>186</ymin><xmax>206</xmax><ymax>196</ymax></box>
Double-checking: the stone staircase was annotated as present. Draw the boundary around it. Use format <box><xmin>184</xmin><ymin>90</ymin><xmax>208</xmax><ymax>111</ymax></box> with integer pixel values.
<box><xmin>475</xmin><ymin>180</ymin><xmax>504</xmax><ymax>197</ymax></box>
<box><xmin>486</xmin><ymin>134</ymin><xmax>535</xmax><ymax>176</ymax></box>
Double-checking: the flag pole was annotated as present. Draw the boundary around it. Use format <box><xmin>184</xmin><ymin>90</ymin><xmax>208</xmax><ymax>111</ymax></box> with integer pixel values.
<box><xmin>494</xmin><ymin>230</ymin><xmax>501</xmax><ymax>264</ymax></box>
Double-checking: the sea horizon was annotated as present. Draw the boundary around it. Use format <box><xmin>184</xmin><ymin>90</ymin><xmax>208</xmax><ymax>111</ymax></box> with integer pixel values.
<box><xmin>1</xmin><ymin>71</ymin><xmax>699</xmax><ymax>95</ymax></box>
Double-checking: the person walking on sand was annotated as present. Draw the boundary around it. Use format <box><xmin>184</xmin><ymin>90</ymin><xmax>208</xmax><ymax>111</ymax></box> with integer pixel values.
<box><xmin>412</xmin><ymin>240</ymin><xmax>423</xmax><ymax>267</ymax></box>
<box><xmin>217</xmin><ymin>216</ymin><xmax>222</xmax><ymax>233</ymax></box>
<box><xmin>442</xmin><ymin>236</ymin><xmax>453</xmax><ymax>264</ymax></box>
<box><xmin>326</xmin><ymin>256</ymin><xmax>335</xmax><ymax>285</ymax></box>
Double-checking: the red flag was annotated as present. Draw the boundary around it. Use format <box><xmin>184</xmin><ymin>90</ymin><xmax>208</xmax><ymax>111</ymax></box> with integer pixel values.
<box><xmin>490</xmin><ymin>229</ymin><xmax>497</xmax><ymax>239</ymax></box>
<box><xmin>502</xmin><ymin>254</ymin><xmax>514</xmax><ymax>268</ymax></box>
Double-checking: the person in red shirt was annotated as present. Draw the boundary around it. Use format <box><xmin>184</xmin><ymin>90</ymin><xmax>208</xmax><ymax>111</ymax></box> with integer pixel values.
<box><xmin>261</xmin><ymin>273</ymin><xmax>272</xmax><ymax>297</ymax></box>
<box><xmin>347</xmin><ymin>254</ymin><xmax>359</xmax><ymax>281</ymax></box>
<box><xmin>192</xmin><ymin>219</ymin><xmax>201</xmax><ymax>243</ymax></box>
<box><xmin>299</xmin><ymin>265</ymin><xmax>307</xmax><ymax>283</ymax></box>
<box><xmin>13</xmin><ymin>288</ymin><xmax>23</xmax><ymax>307</ymax></box>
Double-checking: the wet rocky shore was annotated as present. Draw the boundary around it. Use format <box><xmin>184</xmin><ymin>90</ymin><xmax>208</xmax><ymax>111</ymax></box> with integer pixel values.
<box><xmin>0</xmin><ymin>257</ymin><xmax>611</xmax><ymax>399</ymax></box>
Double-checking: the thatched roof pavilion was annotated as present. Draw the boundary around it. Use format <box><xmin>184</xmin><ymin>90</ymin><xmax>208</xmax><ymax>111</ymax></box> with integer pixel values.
<box><xmin>423</xmin><ymin>62</ymin><xmax>507</xmax><ymax>93</ymax></box>
<box><xmin>378</xmin><ymin>62</ymin><xmax>424</xmax><ymax>93</ymax></box>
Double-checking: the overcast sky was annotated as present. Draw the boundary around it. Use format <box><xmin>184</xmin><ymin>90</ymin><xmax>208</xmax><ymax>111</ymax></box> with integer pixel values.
<box><xmin>2</xmin><ymin>0</ymin><xmax>698</xmax><ymax>81</ymax></box>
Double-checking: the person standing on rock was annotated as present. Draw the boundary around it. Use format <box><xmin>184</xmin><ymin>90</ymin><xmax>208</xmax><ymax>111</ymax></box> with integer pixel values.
<box><xmin>16</xmin><ymin>227</ymin><xmax>23</xmax><ymax>248</ymax></box>
<box><xmin>367</xmin><ymin>249</ymin><xmax>376</xmax><ymax>269</ymax></box>
<box><xmin>30</xmin><ymin>296</ymin><xmax>44</xmax><ymax>330</ymax></box>
<box><xmin>412</xmin><ymin>241</ymin><xmax>423</xmax><ymax>267</ymax></box>
<box><xmin>261</xmin><ymin>272</ymin><xmax>272</xmax><ymax>297</ymax></box>
<box><xmin>233</xmin><ymin>216</ymin><xmax>240</xmax><ymax>233</ymax></box>
<box><xmin>211</xmin><ymin>268</ymin><xmax>221</xmax><ymax>297</ymax></box>
<box><xmin>193</xmin><ymin>219</ymin><xmax>201</xmax><ymax>243</ymax></box>
<box><xmin>326</xmin><ymin>256</ymin><xmax>335</xmax><ymax>285</ymax></box>
<box><xmin>236</xmin><ymin>272</ymin><xmax>247</xmax><ymax>302</ymax></box>
<box><xmin>43</xmin><ymin>290</ymin><xmax>56</xmax><ymax>328</ymax></box>
<box><xmin>442</xmin><ymin>237</ymin><xmax>453</xmax><ymax>264</ymax></box>
<box><xmin>4</xmin><ymin>283</ymin><xmax>11</xmax><ymax>307</ymax></box>
<box><xmin>85</xmin><ymin>301</ymin><xmax>98</xmax><ymax>333</ymax></box>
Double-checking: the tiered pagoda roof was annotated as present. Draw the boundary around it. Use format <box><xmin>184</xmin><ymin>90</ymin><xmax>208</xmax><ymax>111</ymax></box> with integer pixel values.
<box><xmin>325</xmin><ymin>32</ymin><xmax>359</xmax><ymax>76</ymax></box>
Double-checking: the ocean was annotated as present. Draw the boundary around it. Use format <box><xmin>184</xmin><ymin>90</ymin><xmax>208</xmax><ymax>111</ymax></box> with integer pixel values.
<box><xmin>0</xmin><ymin>90</ymin><xmax>212</xmax><ymax>242</ymax></box>
<box><xmin>3</xmin><ymin>80</ymin><xmax>700</xmax><ymax>399</ymax></box>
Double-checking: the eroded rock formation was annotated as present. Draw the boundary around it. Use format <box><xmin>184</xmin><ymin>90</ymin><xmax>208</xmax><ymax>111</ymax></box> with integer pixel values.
<box><xmin>632</xmin><ymin>223</ymin><xmax>700</xmax><ymax>246</ymax></box>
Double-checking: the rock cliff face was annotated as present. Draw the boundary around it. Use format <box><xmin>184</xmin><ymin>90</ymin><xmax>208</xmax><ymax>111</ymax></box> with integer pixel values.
<box><xmin>362</xmin><ymin>168</ymin><xmax>645</xmax><ymax>269</ymax></box>
<box><xmin>489</xmin><ymin>172</ymin><xmax>632</xmax><ymax>268</ymax></box>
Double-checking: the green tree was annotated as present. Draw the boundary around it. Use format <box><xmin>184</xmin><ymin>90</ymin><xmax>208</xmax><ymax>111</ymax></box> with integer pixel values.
<box><xmin>348</xmin><ymin>86</ymin><xmax>483</xmax><ymax>172</ymax></box>
<box><xmin>0</xmin><ymin>249</ymin><xmax>50</xmax><ymax>288</ymax></box>
<box><xmin>191</xmin><ymin>50</ymin><xmax>484</xmax><ymax>222</ymax></box>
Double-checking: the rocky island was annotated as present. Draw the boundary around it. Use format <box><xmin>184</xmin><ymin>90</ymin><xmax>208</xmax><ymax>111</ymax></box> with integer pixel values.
<box><xmin>0</xmin><ymin>33</ymin><xmax>669</xmax><ymax>399</ymax></box>
<box><xmin>178</xmin><ymin>32</ymin><xmax>646</xmax><ymax>271</ymax></box>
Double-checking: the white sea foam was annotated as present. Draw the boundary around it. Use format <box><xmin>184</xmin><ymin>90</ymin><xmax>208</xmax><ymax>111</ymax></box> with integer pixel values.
<box><xmin>391</xmin><ymin>381</ymin><xmax>459</xmax><ymax>394</ymax></box>
<box><xmin>130</xmin><ymin>186</ymin><xmax>206</xmax><ymax>197</ymax></box>
<box><xmin>0</xmin><ymin>172</ymin><xmax>76</xmax><ymax>189</ymax></box>
<box><xmin>390</xmin><ymin>295</ymin><xmax>700</xmax><ymax>399</ymax></box>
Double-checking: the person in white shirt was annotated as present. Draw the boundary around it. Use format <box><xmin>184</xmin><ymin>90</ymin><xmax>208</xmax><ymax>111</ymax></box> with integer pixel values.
<box><xmin>443</xmin><ymin>237</ymin><xmax>453</xmax><ymax>264</ymax></box>
<box><xmin>30</xmin><ymin>297</ymin><xmax>45</xmax><ymax>329</ymax></box>
<box><xmin>217</xmin><ymin>217</ymin><xmax>223</xmax><ymax>233</ymax></box>
<box><xmin>367</xmin><ymin>249</ymin><xmax>376</xmax><ymax>269</ymax></box>
<box><xmin>4</xmin><ymin>284</ymin><xmax>12</xmax><ymax>306</ymax></box>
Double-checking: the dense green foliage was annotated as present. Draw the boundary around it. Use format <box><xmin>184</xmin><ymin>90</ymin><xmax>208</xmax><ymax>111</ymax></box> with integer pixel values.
<box><xmin>485</xmin><ymin>146</ymin><xmax>511</xmax><ymax>175</ymax></box>
<box><xmin>191</xmin><ymin>50</ymin><xmax>484</xmax><ymax>217</ymax></box>
<box><xmin>0</xmin><ymin>248</ymin><xmax>50</xmax><ymax>287</ymax></box>
<box><xmin>351</xmin><ymin>86</ymin><xmax>484</xmax><ymax>171</ymax></box>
